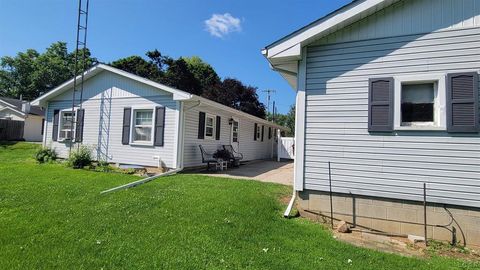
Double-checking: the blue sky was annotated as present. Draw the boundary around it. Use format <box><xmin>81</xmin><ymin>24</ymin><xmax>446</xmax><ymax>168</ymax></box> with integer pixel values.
<box><xmin>0</xmin><ymin>0</ymin><xmax>351</xmax><ymax>114</ymax></box>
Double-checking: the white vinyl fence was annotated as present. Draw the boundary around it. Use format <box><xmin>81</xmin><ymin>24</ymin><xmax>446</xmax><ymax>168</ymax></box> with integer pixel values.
<box><xmin>277</xmin><ymin>137</ymin><xmax>294</xmax><ymax>160</ymax></box>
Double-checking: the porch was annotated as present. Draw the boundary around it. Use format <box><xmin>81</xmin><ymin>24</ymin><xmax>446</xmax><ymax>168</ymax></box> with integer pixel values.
<box><xmin>200</xmin><ymin>160</ymin><xmax>293</xmax><ymax>186</ymax></box>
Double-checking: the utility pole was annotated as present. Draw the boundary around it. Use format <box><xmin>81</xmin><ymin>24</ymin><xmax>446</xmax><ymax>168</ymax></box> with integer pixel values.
<box><xmin>262</xmin><ymin>89</ymin><xmax>276</xmax><ymax>115</ymax></box>
<box><xmin>272</xmin><ymin>101</ymin><xmax>276</xmax><ymax>122</ymax></box>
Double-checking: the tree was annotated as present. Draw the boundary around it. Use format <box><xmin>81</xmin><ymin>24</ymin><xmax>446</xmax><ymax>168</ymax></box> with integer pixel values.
<box><xmin>161</xmin><ymin>58</ymin><xmax>202</xmax><ymax>95</ymax></box>
<box><xmin>111</xmin><ymin>56</ymin><xmax>163</xmax><ymax>82</ymax></box>
<box><xmin>204</xmin><ymin>78</ymin><xmax>266</xmax><ymax>119</ymax></box>
<box><xmin>183</xmin><ymin>56</ymin><xmax>221</xmax><ymax>94</ymax></box>
<box><xmin>0</xmin><ymin>41</ymin><xmax>96</xmax><ymax>100</ymax></box>
<box><xmin>268</xmin><ymin>105</ymin><xmax>295</xmax><ymax>136</ymax></box>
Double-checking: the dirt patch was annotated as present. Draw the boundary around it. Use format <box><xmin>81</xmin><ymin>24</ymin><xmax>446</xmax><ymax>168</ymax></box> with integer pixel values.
<box><xmin>298</xmin><ymin>208</ymin><xmax>480</xmax><ymax>261</ymax></box>
<box><xmin>279</xmin><ymin>195</ymin><xmax>292</xmax><ymax>205</ymax></box>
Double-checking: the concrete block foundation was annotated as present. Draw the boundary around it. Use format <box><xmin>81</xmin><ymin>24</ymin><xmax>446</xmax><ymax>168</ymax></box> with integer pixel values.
<box><xmin>298</xmin><ymin>190</ymin><xmax>480</xmax><ymax>248</ymax></box>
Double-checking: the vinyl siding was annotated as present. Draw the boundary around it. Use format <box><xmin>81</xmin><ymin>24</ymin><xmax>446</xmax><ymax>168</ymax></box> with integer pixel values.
<box><xmin>45</xmin><ymin>71</ymin><xmax>178</xmax><ymax>168</ymax></box>
<box><xmin>303</xmin><ymin>1</ymin><xmax>480</xmax><ymax>207</ymax></box>
<box><xmin>182</xmin><ymin>101</ymin><xmax>277</xmax><ymax>167</ymax></box>
<box><xmin>314</xmin><ymin>0</ymin><xmax>480</xmax><ymax>46</ymax></box>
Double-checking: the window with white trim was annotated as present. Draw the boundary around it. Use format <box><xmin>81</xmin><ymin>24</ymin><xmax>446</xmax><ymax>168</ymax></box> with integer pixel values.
<box><xmin>59</xmin><ymin>110</ymin><xmax>75</xmax><ymax>140</ymax></box>
<box><xmin>205</xmin><ymin>114</ymin><xmax>215</xmax><ymax>139</ymax></box>
<box><xmin>256</xmin><ymin>124</ymin><xmax>261</xmax><ymax>140</ymax></box>
<box><xmin>394</xmin><ymin>74</ymin><xmax>446</xmax><ymax>130</ymax></box>
<box><xmin>132</xmin><ymin>109</ymin><xmax>154</xmax><ymax>143</ymax></box>
<box><xmin>232</xmin><ymin>120</ymin><xmax>239</xmax><ymax>142</ymax></box>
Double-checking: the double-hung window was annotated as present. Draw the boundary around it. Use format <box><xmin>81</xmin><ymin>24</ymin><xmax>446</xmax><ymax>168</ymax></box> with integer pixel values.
<box><xmin>205</xmin><ymin>114</ymin><xmax>215</xmax><ymax>139</ymax></box>
<box><xmin>394</xmin><ymin>74</ymin><xmax>446</xmax><ymax>130</ymax></box>
<box><xmin>59</xmin><ymin>110</ymin><xmax>75</xmax><ymax>140</ymax></box>
<box><xmin>256</xmin><ymin>124</ymin><xmax>261</xmax><ymax>140</ymax></box>
<box><xmin>132</xmin><ymin>109</ymin><xmax>154</xmax><ymax>143</ymax></box>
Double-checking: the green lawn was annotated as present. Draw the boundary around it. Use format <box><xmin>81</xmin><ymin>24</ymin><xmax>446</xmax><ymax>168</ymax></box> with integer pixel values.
<box><xmin>0</xmin><ymin>143</ymin><xmax>478</xmax><ymax>269</ymax></box>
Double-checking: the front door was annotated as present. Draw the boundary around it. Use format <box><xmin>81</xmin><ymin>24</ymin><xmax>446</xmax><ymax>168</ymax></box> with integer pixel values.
<box><xmin>230</xmin><ymin>119</ymin><xmax>240</xmax><ymax>152</ymax></box>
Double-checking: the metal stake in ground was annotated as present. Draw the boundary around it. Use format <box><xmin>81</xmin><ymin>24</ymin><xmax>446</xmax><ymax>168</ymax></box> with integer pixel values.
<box><xmin>423</xmin><ymin>182</ymin><xmax>428</xmax><ymax>246</ymax></box>
<box><xmin>328</xmin><ymin>161</ymin><xmax>334</xmax><ymax>229</ymax></box>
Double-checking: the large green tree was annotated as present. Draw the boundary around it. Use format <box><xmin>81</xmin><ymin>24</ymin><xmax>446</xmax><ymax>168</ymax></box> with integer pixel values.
<box><xmin>204</xmin><ymin>78</ymin><xmax>266</xmax><ymax>119</ymax></box>
<box><xmin>183</xmin><ymin>56</ymin><xmax>221</xmax><ymax>94</ymax></box>
<box><xmin>111</xmin><ymin>56</ymin><xmax>163</xmax><ymax>82</ymax></box>
<box><xmin>0</xmin><ymin>42</ymin><xmax>96</xmax><ymax>100</ymax></box>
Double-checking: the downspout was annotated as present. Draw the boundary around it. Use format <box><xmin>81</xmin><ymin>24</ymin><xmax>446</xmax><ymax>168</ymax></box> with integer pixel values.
<box><xmin>284</xmin><ymin>187</ymin><xmax>296</xmax><ymax>218</ymax></box>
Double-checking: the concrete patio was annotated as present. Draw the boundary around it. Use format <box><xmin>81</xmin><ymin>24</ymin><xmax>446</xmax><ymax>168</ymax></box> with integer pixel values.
<box><xmin>200</xmin><ymin>160</ymin><xmax>293</xmax><ymax>186</ymax></box>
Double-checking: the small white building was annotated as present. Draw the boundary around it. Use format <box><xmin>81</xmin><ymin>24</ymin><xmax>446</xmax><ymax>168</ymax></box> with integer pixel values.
<box><xmin>0</xmin><ymin>97</ymin><xmax>44</xmax><ymax>141</ymax></box>
<box><xmin>264</xmin><ymin>0</ymin><xmax>480</xmax><ymax>248</ymax></box>
<box><xmin>32</xmin><ymin>64</ymin><xmax>284</xmax><ymax>169</ymax></box>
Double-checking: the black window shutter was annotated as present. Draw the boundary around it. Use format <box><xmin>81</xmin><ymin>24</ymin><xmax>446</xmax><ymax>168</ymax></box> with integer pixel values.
<box><xmin>52</xmin><ymin>109</ymin><xmax>60</xmax><ymax>141</ymax></box>
<box><xmin>254</xmin><ymin>123</ymin><xmax>257</xmax><ymax>141</ymax></box>
<box><xmin>154</xmin><ymin>107</ymin><xmax>166</xmax><ymax>146</ymax></box>
<box><xmin>198</xmin><ymin>112</ymin><xmax>206</xmax><ymax>139</ymax></box>
<box><xmin>215</xmin><ymin>116</ymin><xmax>221</xmax><ymax>140</ymax></box>
<box><xmin>122</xmin><ymin>108</ymin><xmax>131</xmax><ymax>145</ymax></box>
<box><xmin>368</xmin><ymin>78</ymin><xmax>394</xmax><ymax>132</ymax></box>
<box><xmin>447</xmin><ymin>72</ymin><xmax>479</xmax><ymax>133</ymax></box>
<box><xmin>268</xmin><ymin>127</ymin><xmax>272</xmax><ymax>139</ymax></box>
<box><xmin>261</xmin><ymin>125</ymin><xmax>264</xmax><ymax>141</ymax></box>
<box><xmin>75</xmin><ymin>109</ymin><xmax>85</xmax><ymax>142</ymax></box>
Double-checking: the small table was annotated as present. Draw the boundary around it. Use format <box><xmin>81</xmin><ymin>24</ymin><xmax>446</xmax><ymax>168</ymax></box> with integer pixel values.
<box><xmin>215</xmin><ymin>159</ymin><xmax>228</xmax><ymax>171</ymax></box>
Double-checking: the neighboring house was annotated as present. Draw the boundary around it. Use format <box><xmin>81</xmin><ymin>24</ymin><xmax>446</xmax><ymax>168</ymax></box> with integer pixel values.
<box><xmin>0</xmin><ymin>97</ymin><xmax>45</xmax><ymax>141</ymax></box>
<box><xmin>31</xmin><ymin>64</ymin><xmax>283</xmax><ymax>169</ymax></box>
<box><xmin>264</xmin><ymin>0</ymin><xmax>480</xmax><ymax>247</ymax></box>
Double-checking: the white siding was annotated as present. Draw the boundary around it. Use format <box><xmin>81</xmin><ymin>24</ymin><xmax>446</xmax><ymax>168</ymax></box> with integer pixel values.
<box><xmin>23</xmin><ymin>115</ymin><xmax>44</xmax><ymax>142</ymax></box>
<box><xmin>182</xmin><ymin>101</ymin><xmax>277</xmax><ymax>167</ymax></box>
<box><xmin>314</xmin><ymin>0</ymin><xmax>480</xmax><ymax>46</ymax></box>
<box><xmin>45</xmin><ymin>71</ymin><xmax>178</xmax><ymax>168</ymax></box>
<box><xmin>303</xmin><ymin>2</ymin><xmax>480</xmax><ymax>207</ymax></box>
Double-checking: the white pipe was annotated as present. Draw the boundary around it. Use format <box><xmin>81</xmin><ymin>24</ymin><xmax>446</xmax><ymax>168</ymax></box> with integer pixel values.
<box><xmin>100</xmin><ymin>168</ymin><xmax>183</xmax><ymax>194</ymax></box>
<box><xmin>284</xmin><ymin>189</ymin><xmax>296</xmax><ymax>218</ymax></box>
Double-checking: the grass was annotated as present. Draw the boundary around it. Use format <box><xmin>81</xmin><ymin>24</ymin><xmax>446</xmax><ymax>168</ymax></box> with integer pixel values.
<box><xmin>0</xmin><ymin>142</ymin><xmax>479</xmax><ymax>269</ymax></box>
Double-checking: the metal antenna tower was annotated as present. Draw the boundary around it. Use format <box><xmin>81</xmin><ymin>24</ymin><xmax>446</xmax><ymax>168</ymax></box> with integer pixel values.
<box><xmin>69</xmin><ymin>0</ymin><xmax>90</xmax><ymax>154</ymax></box>
<box><xmin>262</xmin><ymin>89</ymin><xmax>276</xmax><ymax>115</ymax></box>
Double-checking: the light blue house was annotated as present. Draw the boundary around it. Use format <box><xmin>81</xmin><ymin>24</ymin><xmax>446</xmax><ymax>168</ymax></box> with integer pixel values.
<box><xmin>264</xmin><ymin>0</ymin><xmax>480</xmax><ymax>248</ymax></box>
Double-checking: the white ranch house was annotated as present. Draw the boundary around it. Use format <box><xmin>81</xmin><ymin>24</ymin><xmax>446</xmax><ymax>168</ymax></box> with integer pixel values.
<box><xmin>32</xmin><ymin>64</ymin><xmax>284</xmax><ymax>169</ymax></box>
<box><xmin>264</xmin><ymin>0</ymin><xmax>480</xmax><ymax>248</ymax></box>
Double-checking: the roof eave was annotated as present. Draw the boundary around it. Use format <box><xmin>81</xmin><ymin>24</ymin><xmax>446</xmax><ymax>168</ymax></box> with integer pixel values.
<box><xmin>263</xmin><ymin>0</ymin><xmax>394</xmax><ymax>62</ymax></box>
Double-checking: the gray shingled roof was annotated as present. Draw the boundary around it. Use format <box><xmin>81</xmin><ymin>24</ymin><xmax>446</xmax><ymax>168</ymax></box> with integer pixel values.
<box><xmin>0</xmin><ymin>97</ymin><xmax>45</xmax><ymax>116</ymax></box>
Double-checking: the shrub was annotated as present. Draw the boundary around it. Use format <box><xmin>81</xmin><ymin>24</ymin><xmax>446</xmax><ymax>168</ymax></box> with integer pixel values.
<box><xmin>67</xmin><ymin>145</ymin><xmax>93</xmax><ymax>169</ymax></box>
<box><xmin>35</xmin><ymin>147</ymin><xmax>57</xmax><ymax>163</ymax></box>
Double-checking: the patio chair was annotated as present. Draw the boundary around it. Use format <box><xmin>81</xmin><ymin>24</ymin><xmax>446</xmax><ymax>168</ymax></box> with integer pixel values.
<box><xmin>199</xmin><ymin>145</ymin><xmax>218</xmax><ymax>171</ymax></box>
<box><xmin>222</xmin><ymin>145</ymin><xmax>243</xmax><ymax>167</ymax></box>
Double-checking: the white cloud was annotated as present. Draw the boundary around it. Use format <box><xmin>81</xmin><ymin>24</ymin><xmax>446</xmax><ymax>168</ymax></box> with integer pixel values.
<box><xmin>204</xmin><ymin>13</ymin><xmax>242</xmax><ymax>38</ymax></box>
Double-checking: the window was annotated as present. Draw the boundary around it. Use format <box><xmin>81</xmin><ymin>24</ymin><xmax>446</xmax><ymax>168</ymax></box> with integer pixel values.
<box><xmin>394</xmin><ymin>74</ymin><xmax>446</xmax><ymax>130</ymax></box>
<box><xmin>232</xmin><ymin>120</ymin><xmax>239</xmax><ymax>142</ymax></box>
<box><xmin>59</xmin><ymin>110</ymin><xmax>75</xmax><ymax>140</ymax></box>
<box><xmin>401</xmin><ymin>83</ymin><xmax>435</xmax><ymax>125</ymax></box>
<box><xmin>132</xmin><ymin>109</ymin><xmax>154</xmax><ymax>143</ymax></box>
<box><xmin>205</xmin><ymin>114</ymin><xmax>215</xmax><ymax>139</ymax></box>
<box><xmin>256</xmin><ymin>124</ymin><xmax>261</xmax><ymax>140</ymax></box>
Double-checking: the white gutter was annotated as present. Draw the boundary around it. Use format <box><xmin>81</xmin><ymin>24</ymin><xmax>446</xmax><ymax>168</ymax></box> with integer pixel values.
<box><xmin>100</xmin><ymin>168</ymin><xmax>182</xmax><ymax>194</ymax></box>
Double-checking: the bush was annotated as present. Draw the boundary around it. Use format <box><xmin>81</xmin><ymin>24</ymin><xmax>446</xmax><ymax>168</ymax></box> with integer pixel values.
<box><xmin>35</xmin><ymin>147</ymin><xmax>57</xmax><ymax>163</ymax></box>
<box><xmin>67</xmin><ymin>145</ymin><xmax>93</xmax><ymax>169</ymax></box>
